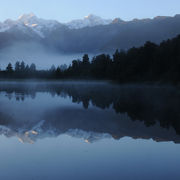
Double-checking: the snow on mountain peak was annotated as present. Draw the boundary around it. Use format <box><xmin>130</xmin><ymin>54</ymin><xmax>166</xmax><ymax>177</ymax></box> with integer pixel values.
<box><xmin>18</xmin><ymin>13</ymin><xmax>40</xmax><ymax>28</ymax></box>
<box><xmin>0</xmin><ymin>13</ymin><xmax>61</xmax><ymax>38</ymax></box>
<box><xmin>84</xmin><ymin>14</ymin><xmax>99</xmax><ymax>19</ymax></box>
<box><xmin>0</xmin><ymin>13</ymin><xmax>113</xmax><ymax>34</ymax></box>
<box><xmin>18</xmin><ymin>13</ymin><xmax>36</xmax><ymax>21</ymax></box>
<box><xmin>66</xmin><ymin>14</ymin><xmax>112</xmax><ymax>29</ymax></box>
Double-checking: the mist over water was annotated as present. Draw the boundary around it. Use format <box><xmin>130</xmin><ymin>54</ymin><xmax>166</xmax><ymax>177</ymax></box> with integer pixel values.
<box><xmin>0</xmin><ymin>42</ymin><xmax>93</xmax><ymax>69</ymax></box>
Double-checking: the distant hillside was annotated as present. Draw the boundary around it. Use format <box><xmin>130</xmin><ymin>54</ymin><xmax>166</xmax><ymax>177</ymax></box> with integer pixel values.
<box><xmin>0</xmin><ymin>14</ymin><xmax>180</xmax><ymax>53</ymax></box>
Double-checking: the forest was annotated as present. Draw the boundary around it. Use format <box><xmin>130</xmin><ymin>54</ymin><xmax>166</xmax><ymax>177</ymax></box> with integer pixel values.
<box><xmin>1</xmin><ymin>34</ymin><xmax>180</xmax><ymax>84</ymax></box>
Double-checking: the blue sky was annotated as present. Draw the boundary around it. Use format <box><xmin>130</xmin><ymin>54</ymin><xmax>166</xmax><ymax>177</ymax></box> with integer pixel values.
<box><xmin>0</xmin><ymin>0</ymin><xmax>180</xmax><ymax>22</ymax></box>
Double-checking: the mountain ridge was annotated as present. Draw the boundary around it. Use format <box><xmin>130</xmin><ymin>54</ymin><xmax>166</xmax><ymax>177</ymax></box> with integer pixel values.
<box><xmin>0</xmin><ymin>13</ymin><xmax>180</xmax><ymax>54</ymax></box>
<box><xmin>1</xmin><ymin>13</ymin><xmax>180</xmax><ymax>31</ymax></box>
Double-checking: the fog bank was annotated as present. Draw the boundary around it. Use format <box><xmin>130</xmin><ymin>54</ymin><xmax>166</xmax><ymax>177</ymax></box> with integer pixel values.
<box><xmin>0</xmin><ymin>42</ymin><xmax>91</xmax><ymax>69</ymax></box>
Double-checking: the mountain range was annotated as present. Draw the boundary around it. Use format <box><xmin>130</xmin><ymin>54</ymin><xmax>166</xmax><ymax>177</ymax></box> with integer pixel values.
<box><xmin>0</xmin><ymin>13</ymin><xmax>180</xmax><ymax>54</ymax></box>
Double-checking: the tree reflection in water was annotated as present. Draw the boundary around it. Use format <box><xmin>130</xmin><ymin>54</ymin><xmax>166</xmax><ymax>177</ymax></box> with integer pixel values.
<box><xmin>0</xmin><ymin>81</ymin><xmax>179</xmax><ymax>143</ymax></box>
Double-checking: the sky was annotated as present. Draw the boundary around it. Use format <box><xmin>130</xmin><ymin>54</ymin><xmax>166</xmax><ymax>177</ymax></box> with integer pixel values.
<box><xmin>0</xmin><ymin>0</ymin><xmax>180</xmax><ymax>22</ymax></box>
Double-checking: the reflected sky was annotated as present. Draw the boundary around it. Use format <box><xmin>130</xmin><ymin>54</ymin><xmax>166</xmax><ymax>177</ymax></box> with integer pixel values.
<box><xmin>0</xmin><ymin>81</ymin><xmax>180</xmax><ymax>180</ymax></box>
<box><xmin>0</xmin><ymin>135</ymin><xmax>180</xmax><ymax>180</ymax></box>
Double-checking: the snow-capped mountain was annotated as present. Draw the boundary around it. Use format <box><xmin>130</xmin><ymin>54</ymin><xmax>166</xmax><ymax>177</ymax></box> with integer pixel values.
<box><xmin>0</xmin><ymin>13</ymin><xmax>62</xmax><ymax>38</ymax></box>
<box><xmin>66</xmin><ymin>14</ymin><xmax>112</xmax><ymax>29</ymax></box>
<box><xmin>0</xmin><ymin>13</ymin><xmax>112</xmax><ymax>38</ymax></box>
<box><xmin>0</xmin><ymin>13</ymin><xmax>180</xmax><ymax>54</ymax></box>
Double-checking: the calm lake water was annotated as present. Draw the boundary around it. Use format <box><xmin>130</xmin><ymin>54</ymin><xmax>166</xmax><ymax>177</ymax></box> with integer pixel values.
<box><xmin>0</xmin><ymin>81</ymin><xmax>180</xmax><ymax>180</ymax></box>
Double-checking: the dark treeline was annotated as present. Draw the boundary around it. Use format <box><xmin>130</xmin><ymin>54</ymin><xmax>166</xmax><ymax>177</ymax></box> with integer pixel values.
<box><xmin>1</xmin><ymin>34</ymin><xmax>180</xmax><ymax>83</ymax></box>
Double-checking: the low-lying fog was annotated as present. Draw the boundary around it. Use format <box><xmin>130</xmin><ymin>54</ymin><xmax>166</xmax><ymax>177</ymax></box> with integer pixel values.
<box><xmin>0</xmin><ymin>42</ymin><xmax>94</xmax><ymax>70</ymax></box>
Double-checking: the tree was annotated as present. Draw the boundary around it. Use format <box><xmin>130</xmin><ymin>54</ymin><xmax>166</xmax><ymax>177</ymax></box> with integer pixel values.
<box><xmin>113</xmin><ymin>49</ymin><xmax>120</xmax><ymax>62</ymax></box>
<box><xmin>82</xmin><ymin>54</ymin><xmax>90</xmax><ymax>65</ymax></box>
<box><xmin>50</xmin><ymin>65</ymin><xmax>56</xmax><ymax>72</ymax></box>
<box><xmin>60</xmin><ymin>64</ymin><xmax>68</xmax><ymax>71</ymax></box>
<box><xmin>20</xmin><ymin>61</ymin><xmax>25</xmax><ymax>71</ymax></box>
<box><xmin>56</xmin><ymin>66</ymin><xmax>62</xmax><ymax>78</ymax></box>
<box><xmin>30</xmin><ymin>63</ymin><xmax>36</xmax><ymax>72</ymax></box>
<box><xmin>6</xmin><ymin>63</ymin><xmax>13</xmax><ymax>72</ymax></box>
<box><xmin>15</xmin><ymin>61</ymin><xmax>20</xmax><ymax>72</ymax></box>
<box><xmin>91</xmin><ymin>54</ymin><xmax>112</xmax><ymax>79</ymax></box>
<box><xmin>25</xmin><ymin>65</ymin><xmax>30</xmax><ymax>72</ymax></box>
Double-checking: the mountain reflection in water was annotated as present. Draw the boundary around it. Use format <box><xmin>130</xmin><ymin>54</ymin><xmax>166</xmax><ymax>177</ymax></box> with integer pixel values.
<box><xmin>0</xmin><ymin>81</ymin><xmax>180</xmax><ymax>144</ymax></box>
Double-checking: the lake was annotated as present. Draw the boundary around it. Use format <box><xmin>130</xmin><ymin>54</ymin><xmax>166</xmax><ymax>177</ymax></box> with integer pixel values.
<box><xmin>0</xmin><ymin>81</ymin><xmax>180</xmax><ymax>180</ymax></box>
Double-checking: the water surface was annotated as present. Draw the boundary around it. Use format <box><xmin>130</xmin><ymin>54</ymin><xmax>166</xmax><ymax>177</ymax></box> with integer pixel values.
<box><xmin>0</xmin><ymin>81</ymin><xmax>180</xmax><ymax>180</ymax></box>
